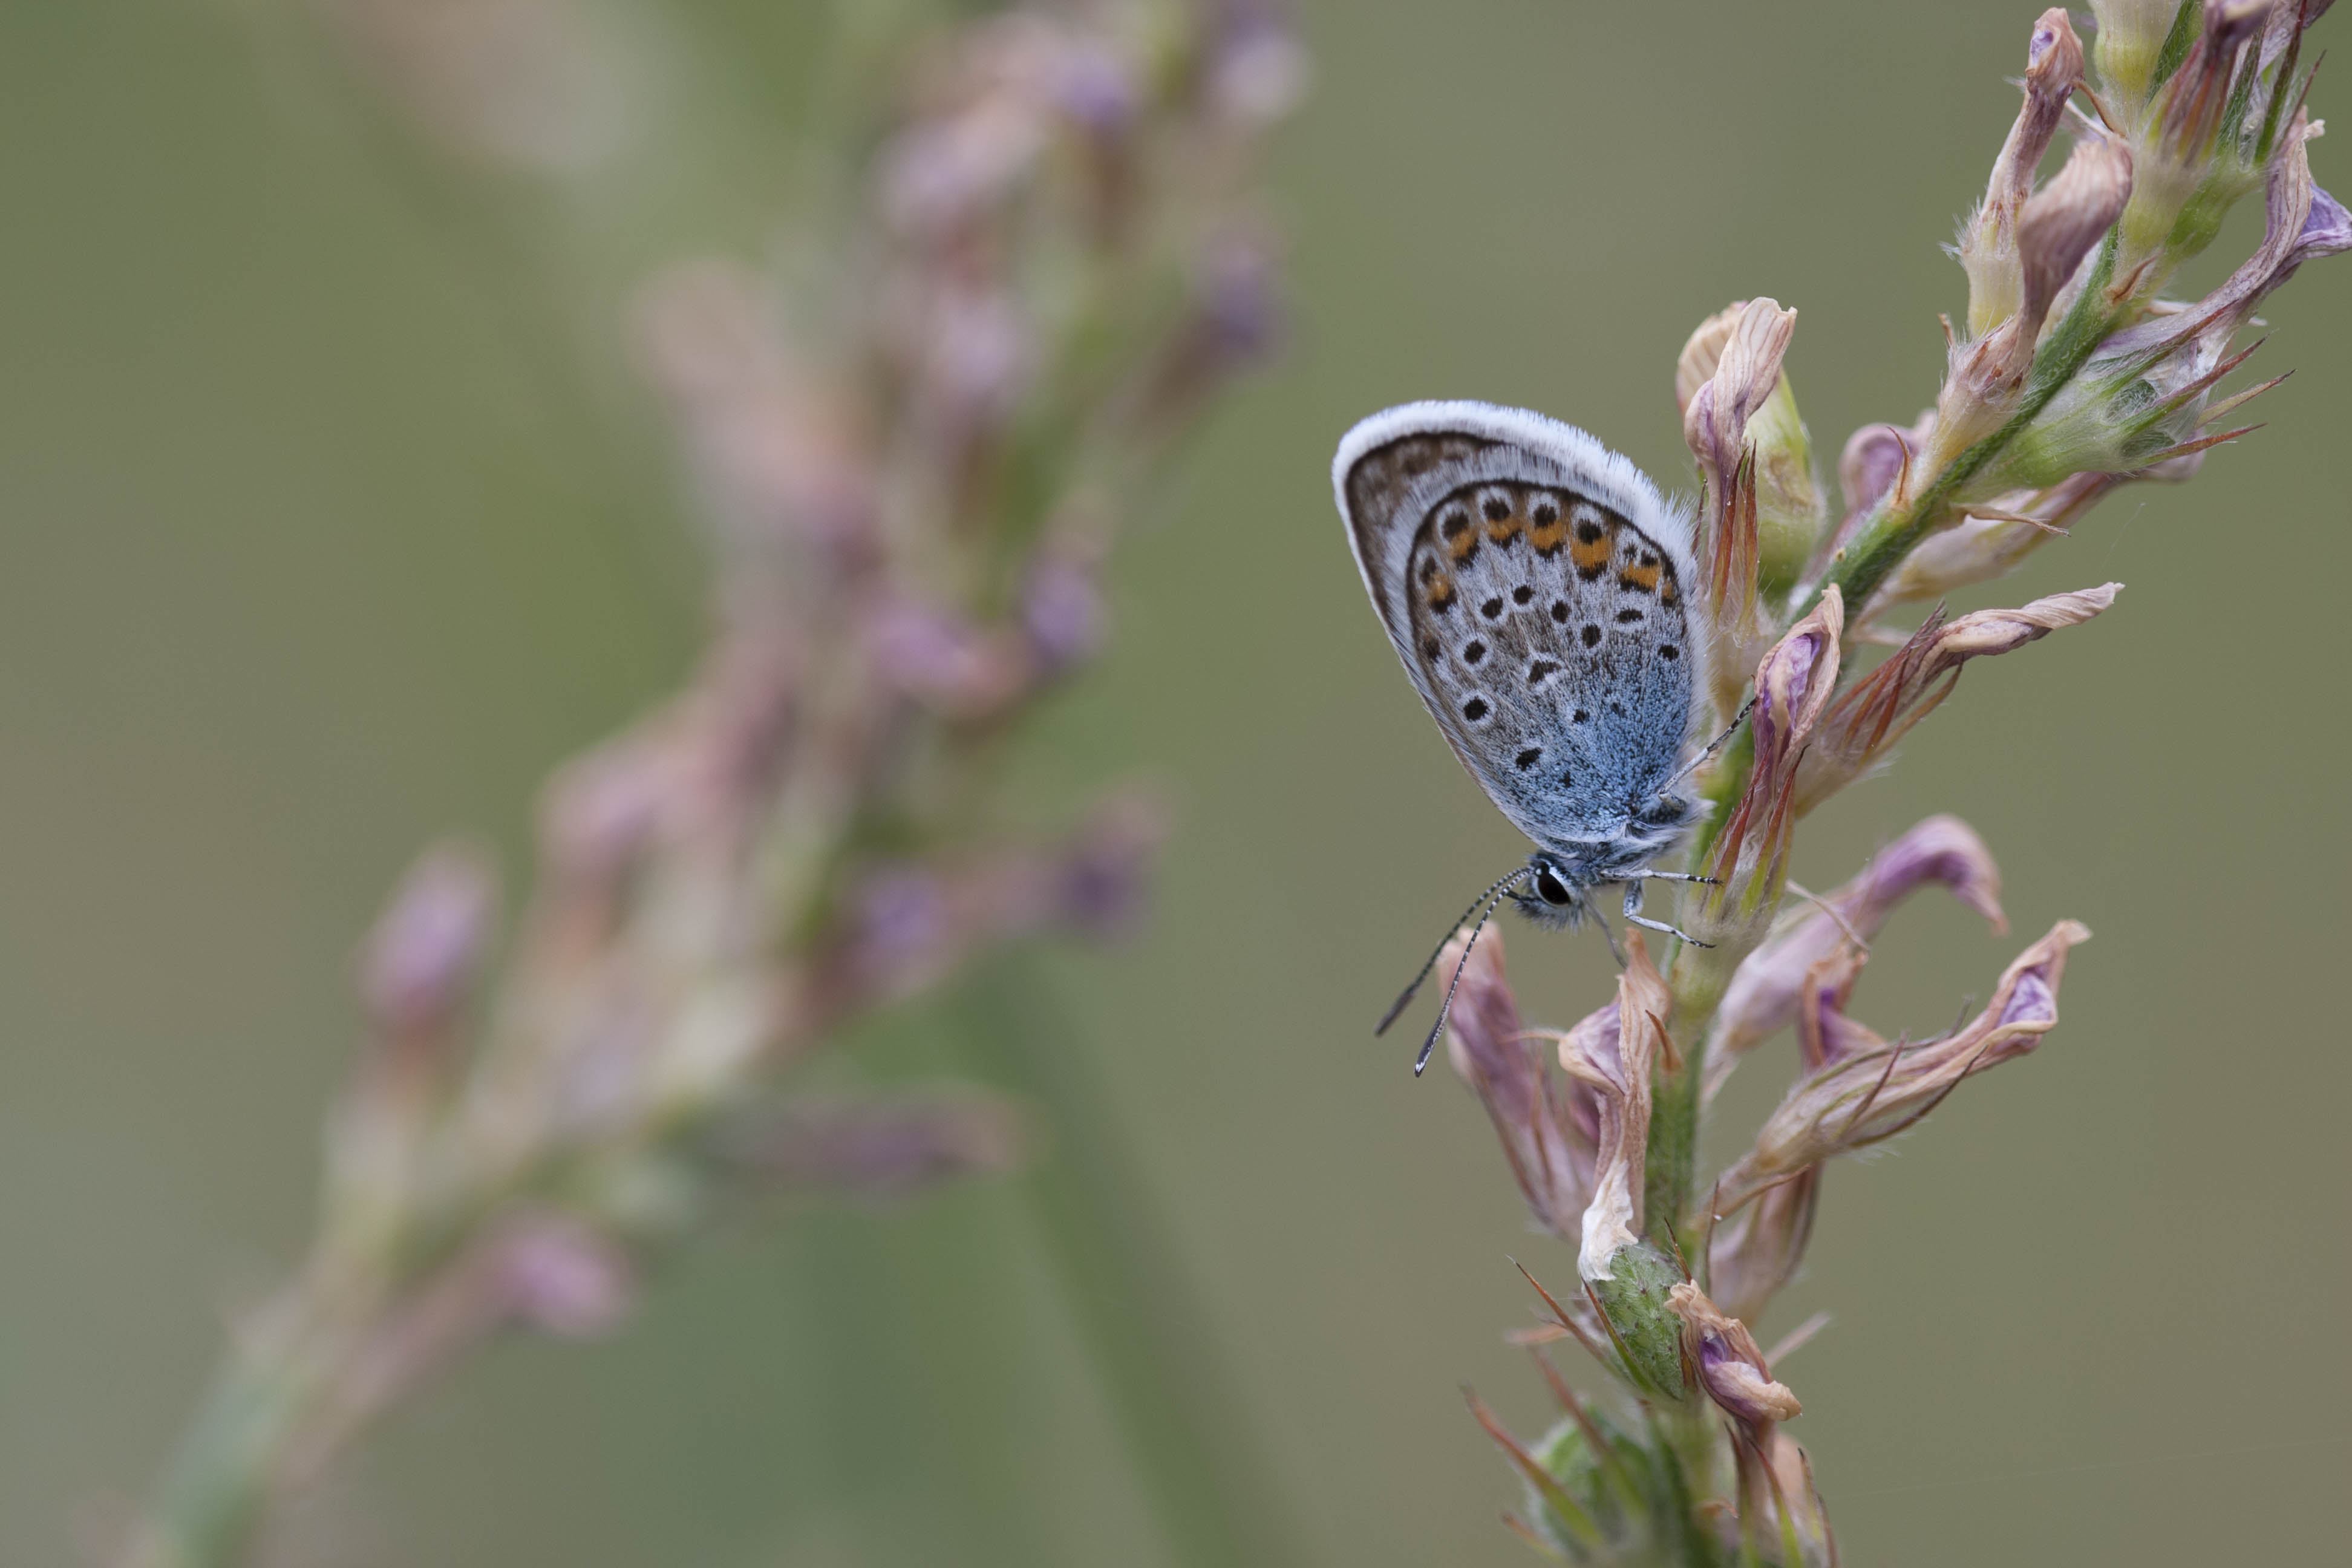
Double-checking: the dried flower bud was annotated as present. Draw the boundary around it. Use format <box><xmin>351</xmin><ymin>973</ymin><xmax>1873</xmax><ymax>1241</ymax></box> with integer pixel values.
<box><xmin>1705</xmin><ymin>815</ymin><xmax>2007</xmax><ymax>1099</ymax></box>
<box><xmin>1555</xmin><ymin>937</ymin><xmax>1670</xmax><ymax>1281</ymax></box>
<box><xmin>1794</xmin><ymin>585</ymin><xmax>2119</xmax><ymax>814</ymax></box>
<box><xmin>2019</xmin><ymin>132</ymin><xmax>2136</xmax><ymax>326</ymax></box>
<box><xmin>359</xmin><ymin>844</ymin><xmax>497</xmax><ymax>1041</ymax></box>
<box><xmin>1714</xmin><ymin>921</ymin><xmax>2092</xmax><ymax>1215</ymax></box>
<box><xmin>1927</xmin><ymin>128</ymin><xmax>2129</xmax><ymax>491</ymax></box>
<box><xmin>1993</xmin><ymin>114</ymin><xmax>2345</xmax><ymax>496</ymax></box>
<box><xmin>1443</xmin><ymin>929</ymin><xmax>1596</xmax><ymax>1240</ymax></box>
<box><xmin>1691</xmin><ymin>591</ymin><xmax>1844</xmax><ymax>955</ymax></box>
<box><xmin>1959</xmin><ymin>10</ymin><xmax>2088</xmax><ymax>335</ymax></box>
<box><xmin>1682</xmin><ymin>299</ymin><xmax>1806</xmax><ymax>689</ymax></box>
<box><xmin>1668</xmin><ymin>1282</ymin><xmax>1800</xmax><ymax>1439</ymax></box>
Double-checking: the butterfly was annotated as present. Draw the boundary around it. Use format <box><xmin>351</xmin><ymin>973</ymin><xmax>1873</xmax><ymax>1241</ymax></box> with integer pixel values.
<box><xmin>1331</xmin><ymin>401</ymin><xmax>1740</xmax><ymax>1073</ymax></box>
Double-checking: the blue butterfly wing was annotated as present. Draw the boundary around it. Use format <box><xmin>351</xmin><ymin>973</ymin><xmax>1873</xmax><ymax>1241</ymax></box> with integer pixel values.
<box><xmin>1334</xmin><ymin>405</ymin><xmax>1700</xmax><ymax>875</ymax></box>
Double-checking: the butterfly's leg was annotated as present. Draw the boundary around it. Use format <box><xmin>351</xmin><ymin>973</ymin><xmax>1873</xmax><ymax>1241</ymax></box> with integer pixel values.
<box><xmin>1632</xmin><ymin>870</ymin><xmax>1716</xmax><ymax>885</ymax></box>
<box><xmin>1622</xmin><ymin>879</ymin><xmax>1645</xmax><ymax>919</ymax></box>
<box><xmin>1586</xmin><ymin>896</ymin><xmax>1630</xmax><ymax>969</ymax></box>
<box><xmin>1625</xmin><ymin>911</ymin><xmax>1715</xmax><ymax>948</ymax></box>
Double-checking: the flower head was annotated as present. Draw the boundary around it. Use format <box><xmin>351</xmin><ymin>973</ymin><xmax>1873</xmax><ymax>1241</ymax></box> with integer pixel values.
<box><xmin>1714</xmin><ymin>921</ymin><xmax>2092</xmax><ymax>1215</ymax></box>
<box><xmin>1794</xmin><ymin>586</ymin><xmax>2119</xmax><ymax>814</ymax></box>
<box><xmin>1705</xmin><ymin>815</ymin><xmax>2007</xmax><ymax>1100</ymax></box>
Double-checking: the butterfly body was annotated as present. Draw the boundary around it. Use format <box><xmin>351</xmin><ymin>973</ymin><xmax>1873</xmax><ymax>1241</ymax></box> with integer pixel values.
<box><xmin>1333</xmin><ymin>401</ymin><xmax>1707</xmax><ymax>910</ymax></box>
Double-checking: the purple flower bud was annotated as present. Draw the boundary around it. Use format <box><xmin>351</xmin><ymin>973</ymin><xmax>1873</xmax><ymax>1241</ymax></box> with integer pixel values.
<box><xmin>865</xmin><ymin>593</ymin><xmax>1031</xmax><ymax>716</ymax></box>
<box><xmin>1668</xmin><ymin>1282</ymin><xmax>1802</xmax><ymax>1439</ymax></box>
<box><xmin>1022</xmin><ymin>550</ymin><xmax>1106</xmax><ymax>671</ymax></box>
<box><xmin>359</xmin><ymin>845</ymin><xmax>497</xmax><ymax>1039</ymax></box>
<box><xmin>491</xmin><ymin>1210</ymin><xmax>633</xmax><ymax>1338</ymax></box>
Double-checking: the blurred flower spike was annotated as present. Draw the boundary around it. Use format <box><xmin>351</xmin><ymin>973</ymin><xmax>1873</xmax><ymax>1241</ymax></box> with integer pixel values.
<box><xmin>1462</xmin><ymin>3</ymin><xmax>2342</xmax><ymax>1558</ymax></box>
<box><xmin>132</xmin><ymin>4</ymin><xmax>1301</xmax><ymax>1566</ymax></box>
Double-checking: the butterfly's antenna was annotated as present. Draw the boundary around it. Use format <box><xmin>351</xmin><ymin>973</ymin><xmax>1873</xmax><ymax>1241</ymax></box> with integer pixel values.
<box><xmin>1662</xmin><ymin>695</ymin><xmax>1758</xmax><ymax>795</ymax></box>
<box><xmin>1411</xmin><ymin>883</ymin><xmax>1521</xmax><ymax>1077</ymax></box>
<box><xmin>1375</xmin><ymin>868</ymin><xmax>1532</xmax><ymax>1037</ymax></box>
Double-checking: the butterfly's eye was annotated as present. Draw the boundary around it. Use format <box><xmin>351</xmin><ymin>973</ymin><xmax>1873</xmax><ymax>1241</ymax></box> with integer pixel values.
<box><xmin>1533</xmin><ymin>868</ymin><xmax>1573</xmax><ymax>906</ymax></box>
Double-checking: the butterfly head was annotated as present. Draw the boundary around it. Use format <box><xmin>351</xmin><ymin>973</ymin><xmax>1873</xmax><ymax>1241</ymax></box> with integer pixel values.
<box><xmin>1507</xmin><ymin>854</ymin><xmax>1591</xmax><ymax>930</ymax></box>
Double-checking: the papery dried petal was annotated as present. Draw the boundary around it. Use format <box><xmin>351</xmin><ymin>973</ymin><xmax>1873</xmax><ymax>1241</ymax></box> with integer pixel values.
<box><xmin>1557</xmin><ymin>938</ymin><xmax>1670</xmax><ymax>1280</ymax></box>
<box><xmin>1714</xmin><ymin>921</ymin><xmax>2092</xmax><ymax>1214</ymax></box>
<box><xmin>1705</xmin><ymin>815</ymin><xmax>2007</xmax><ymax>1099</ymax></box>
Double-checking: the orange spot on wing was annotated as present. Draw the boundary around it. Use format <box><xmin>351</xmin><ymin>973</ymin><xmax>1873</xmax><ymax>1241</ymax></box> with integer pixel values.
<box><xmin>1660</xmin><ymin>572</ymin><xmax>1680</xmax><ymax>605</ymax></box>
<box><xmin>1485</xmin><ymin>511</ymin><xmax>1524</xmax><ymax>546</ymax></box>
<box><xmin>1427</xmin><ymin>573</ymin><xmax>1456</xmax><ymax>612</ymax></box>
<box><xmin>1618</xmin><ymin>561</ymin><xmax>1661</xmax><ymax>593</ymax></box>
<box><xmin>1570</xmin><ymin>522</ymin><xmax>1615</xmax><ymax>576</ymax></box>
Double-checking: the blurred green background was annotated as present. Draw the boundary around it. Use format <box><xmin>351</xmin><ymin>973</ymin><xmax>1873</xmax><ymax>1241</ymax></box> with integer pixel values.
<box><xmin>2</xmin><ymin>1</ymin><xmax>2348</xmax><ymax>1564</ymax></box>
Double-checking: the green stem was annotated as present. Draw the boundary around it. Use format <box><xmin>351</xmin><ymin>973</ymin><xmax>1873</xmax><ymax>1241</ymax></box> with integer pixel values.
<box><xmin>132</xmin><ymin>1339</ymin><xmax>318</xmax><ymax>1568</ymax></box>
<box><xmin>950</xmin><ymin>953</ymin><xmax>1302</xmax><ymax>1568</ymax></box>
